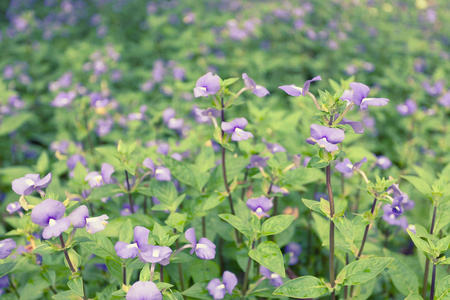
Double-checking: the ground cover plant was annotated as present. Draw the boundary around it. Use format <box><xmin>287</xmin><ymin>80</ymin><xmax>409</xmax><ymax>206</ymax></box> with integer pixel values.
<box><xmin>0</xmin><ymin>0</ymin><xmax>450</xmax><ymax>299</ymax></box>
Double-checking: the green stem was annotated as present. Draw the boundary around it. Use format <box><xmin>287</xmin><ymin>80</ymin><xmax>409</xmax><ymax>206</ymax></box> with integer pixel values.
<box><xmin>241</xmin><ymin>241</ymin><xmax>256</xmax><ymax>298</ymax></box>
<box><xmin>59</xmin><ymin>235</ymin><xmax>87</xmax><ymax>300</ymax></box>
<box><xmin>422</xmin><ymin>205</ymin><xmax>438</xmax><ymax>299</ymax></box>
<box><xmin>326</xmin><ymin>165</ymin><xmax>336</xmax><ymax>300</ymax></box>
<box><xmin>356</xmin><ymin>198</ymin><xmax>377</xmax><ymax>260</ymax></box>
<box><xmin>125</xmin><ymin>171</ymin><xmax>135</xmax><ymax>214</ymax></box>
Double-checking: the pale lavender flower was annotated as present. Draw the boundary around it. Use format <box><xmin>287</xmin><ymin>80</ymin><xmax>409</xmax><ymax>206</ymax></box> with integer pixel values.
<box><xmin>438</xmin><ymin>92</ymin><xmax>450</xmax><ymax>107</ymax></box>
<box><xmin>67</xmin><ymin>154</ymin><xmax>87</xmax><ymax>170</ymax></box>
<box><xmin>121</xmin><ymin>203</ymin><xmax>139</xmax><ymax>216</ymax></box>
<box><xmin>246</xmin><ymin>196</ymin><xmax>272</xmax><ymax>218</ymax></box>
<box><xmin>86</xmin><ymin>215</ymin><xmax>109</xmax><ymax>234</ymax></box>
<box><xmin>247</xmin><ymin>155</ymin><xmax>269</xmax><ymax>169</ymax></box>
<box><xmin>126</xmin><ymin>281</ymin><xmax>162</xmax><ymax>300</ymax></box>
<box><xmin>51</xmin><ymin>91</ymin><xmax>76</xmax><ymax>107</ymax></box>
<box><xmin>260</xmin><ymin>266</ymin><xmax>283</xmax><ymax>287</ymax></box>
<box><xmin>193</xmin><ymin>72</ymin><xmax>221</xmax><ymax>98</ymax></box>
<box><xmin>279</xmin><ymin>75</ymin><xmax>321</xmax><ymax>97</ymax></box>
<box><xmin>12</xmin><ymin>173</ymin><xmax>52</xmax><ymax>196</ymax></box>
<box><xmin>335</xmin><ymin>158</ymin><xmax>367</xmax><ymax>177</ymax></box>
<box><xmin>306</xmin><ymin>124</ymin><xmax>345</xmax><ymax>152</ymax></box>
<box><xmin>285</xmin><ymin>242</ymin><xmax>302</xmax><ymax>265</ymax></box>
<box><xmin>140</xmin><ymin>245</ymin><xmax>172</xmax><ymax>266</ymax></box>
<box><xmin>85</xmin><ymin>163</ymin><xmax>114</xmax><ymax>188</ymax></box>
<box><xmin>154</xmin><ymin>167</ymin><xmax>171</xmax><ymax>181</ymax></box>
<box><xmin>185</xmin><ymin>228</ymin><xmax>216</xmax><ymax>260</ymax></box>
<box><xmin>242</xmin><ymin>73</ymin><xmax>270</xmax><ymax>97</ymax></box>
<box><xmin>221</xmin><ymin>118</ymin><xmax>253</xmax><ymax>142</ymax></box>
<box><xmin>115</xmin><ymin>226</ymin><xmax>150</xmax><ymax>260</ymax></box>
<box><xmin>422</xmin><ymin>80</ymin><xmax>444</xmax><ymax>97</ymax></box>
<box><xmin>341</xmin><ymin>82</ymin><xmax>389</xmax><ymax>109</ymax></box>
<box><xmin>396</xmin><ymin>99</ymin><xmax>417</xmax><ymax>116</ymax></box>
<box><xmin>6</xmin><ymin>202</ymin><xmax>21</xmax><ymax>214</ymax></box>
<box><xmin>376</xmin><ymin>156</ymin><xmax>392</xmax><ymax>170</ymax></box>
<box><xmin>207</xmin><ymin>271</ymin><xmax>238</xmax><ymax>300</ymax></box>
<box><xmin>0</xmin><ymin>239</ymin><xmax>16</xmax><ymax>259</ymax></box>
<box><xmin>31</xmin><ymin>199</ymin><xmax>71</xmax><ymax>239</ymax></box>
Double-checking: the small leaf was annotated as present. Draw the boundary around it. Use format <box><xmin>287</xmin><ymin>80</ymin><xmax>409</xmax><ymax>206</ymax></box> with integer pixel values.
<box><xmin>119</xmin><ymin>219</ymin><xmax>134</xmax><ymax>243</ymax></box>
<box><xmin>260</xmin><ymin>215</ymin><xmax>294</xmax><ymax>236</ymax></box>
<box><xmin>273</xmin><ymin>276</ymin><xmax>329</xmax><ymax>298</ymax></box>
<box><xmin>333</xmin><ymin>216</ymin><xmax>354</xmax><ymax>242</ymax></box>
<box><xmin>105</xmin><ymin>258</ymin><xmax>123</xmax><ymax>284</ymax></box>
<box><xmin>402</xmin><ymin>175</ymin><xmax>433</xmax><ymax>200</ymax></box>
<box><xmin>219</xmin><ymin>213</ymin><xmax>252</xmax><ymax>237</ymax></box>
<box><xmin>181</xmin><ymin>282</ymin><xmax>211</xmax><ymax>299</ymax></box>
<box><xmin>249</xmin><ymin>241</ymin><xmax>285</xmax><ymax>278</ymax></box>
<box><xmin>139</xmin><ymin>264</ymin><xmax>150</xmax><ymax>281</ymax></box>
<box><xmin>0</xmin><ymin>261</ymin><xmax>17</xmax><ymax>277</ymax></box>
<box><xmin>336</xmin><ymin>257</ymin><xmax>394</xmax><ymax>286</ymax></box>
<box><xmin>67</xmin><ymin>276</ymin><xmax>84</xmax><ymax>297</ymax></box>
<box><xmin>165</xmin><ymin>213</ymin><xmax>187</xmax><ymax>232</ymax></box>
<box><xmin>407</xmin><ymin>229</ymin><xmax>434</xmax><ymax>256</ymax></box>
<box><xmin>435</xmin><ymin>275</ymin><xmax>450</xmax><ymax>300</ymax></box>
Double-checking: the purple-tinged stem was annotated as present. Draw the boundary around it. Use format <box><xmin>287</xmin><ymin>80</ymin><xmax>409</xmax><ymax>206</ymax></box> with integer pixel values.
<box><xmin>344</xmin><ymin>253</ymin><xmax>349</xmax><ymax>299</ymax></box>
<box><xmin>220</xmin><ymin>97</ymin><xmax>235</xmax><ymax>216</ymax></box>
<box><xmin>124</xmin><ymin>171</ymin><xmax>135</xmax><ymax>214</ymax></box>
<box><xmin>430</xmin><ymin>263</ymin><xmax>437</xmax><ymax>300</ymax></box>
<box><xmin>356</xmin><ymin>198</ymin><xmax>377</xmax><ymax>260</ymax></box>
<box><xmin>422</xmin><ymin>204</ymin><xmax>437</xmax><ymax>299</ymax></box>
<box><xmin>326</xmin><ymin>165</ymin><xmax>336</xmax><ymax>300</ymax></box>
<box><xmin>59</xmin><ymin>235</ymin><xmax>87</xmax><ymax>300</ymax></box>
<box><xmin>123</xmin><ymin>264</ymin><xmax>126</xmax><ymax>286</ymax></box>
<box><xmin>241</xmin><ymin>240</ymin><xmax>256</xmax><ymax>298</ymax></box>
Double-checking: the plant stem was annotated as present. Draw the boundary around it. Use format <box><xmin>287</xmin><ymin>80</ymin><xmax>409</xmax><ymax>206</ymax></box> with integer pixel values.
<box><xmin>326</xmin><ymin>165</ymin><xmax>336</xmax><ymax>300</ymax></box>
<box><xmin>430</xmin><ymin>263</ymin><xmax>437</xmax><ymax>300</ymax></box>
<box><xmin>125</xmin><ymin>171</ymin><xmax>135</xmax><ymax>214</ymax></box>
<box><xmin>242</xmin><ymin>240</ymin><xmax>256</xmax><ymax>298</ymax></box>
<box><xmin>344</xmin><ymin>253</ymin><xmax>349</xmax><ymax>299</ymax></box>
<box><xmin>202</xmin><ymin>216</ymin><xmax>206</xmax><ymax>237</ymax></box>
<box><xmin>123</xmin><ymin>264</ymin><xmax>126</xmax><ymax>286</ymax></box>
<box><xmin>160</xmin><ymin>265</ymin><xmax>164</xmax><ymax>282</ymax></box>
<box><xmin>59</xmin><ymin>235</ymin><xmax>87</xmax><ymax>300</ymax></box>
<box><xmin>175</xmin><ymin>238</ymin><xmax>185</xmax><ymax>290</ymax></box>
<box><xmin>356</xmin><ymin>197</ymin><xmax>377</xmax><ymax>260</ymax></box>
<box><xmin>241</xmin><ymin>170</ymin><xmax>248</xmax><ymax>201</ymax></box>
<box><xmin>422</xmin><ymin>204</ymin><xmax>437</xmax><ymax>299</ymax></box>
<box><xmin>220</xmin><ymin>97</ymin><xmax>235</xmax><ymax>216</ymax></box>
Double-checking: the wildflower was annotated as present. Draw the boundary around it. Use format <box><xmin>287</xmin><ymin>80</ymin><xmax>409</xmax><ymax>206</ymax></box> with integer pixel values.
<box><xmin>335</xmin><ymin>157</ymin><xmax>367</xmax><ymax>177</ymax></box>
<box><xmin>139</xmin><ymin>245</ymin><xmax>173</xmax><ymax>266</ymax></box>
<box><xmin>306</xmin><ymin>124</ymin><xmax>345</xmax><ymax>152</ymax></box>
<box><xmin>207</xmin><ymin>271</ymin><xmax>238</xmax><ymax>300</ymax></box>
<box><xmin>265</xmin><ymin>142</ymin><xmax>286</xmax><ymax>153</ymax></box>
<box><xmin>422</xmin><ymin>80</ymin><xmax>444</xmax><ymax>97</ymax></box>
<box><xmin>221</xmin><ymin>118</ymin><xmax>253</xmax><ymax>141</ymax></box>
<box><xmin>338</xmin><ymin>117</ymin><xmax>364</xmax><ymax>134</ymax></box>
<box><xmin>50</xmin><ymin>91</ymin><xmax>76</xmax><ymax>107</ymax></box>
<box><xmin>154</xmin><ymin>167</ymin><xmax>171</xmax><ymax>181</ymax></box>
<box><xmin>247</xmin><ymin>155</ymin><xmax>269</xmax><ymax>169</ymax></box>
<box><xmin>184</xmin><ymin>227</ymin><xmax>216</xmax><ymax>260</ymax></box>
<box><xmin>121</xmin><ymin>203</ymin><xmax>139</xmax><ymax>216</ymax></box>
<box><xmin>12</xmin><ymin>173</ymin><xmax>52</xmax><ymax>196</ymax></box>
<box><xmin>246</xmin><ymin>196</ymin><xmax>272</xmax><ymax>218</ymax></box>
<box><xmin>284</xmin><ymin>242</ymin><xmax>302</xmax><ymax>265</ymax></box>
<box><xmin>193</xmin><ymin>72</ymin><xmax>221</xmax><ymax>98</ymax></box>
<box><xmin>382</xmin><ymin>204</ymin><xmax>409</xmax><ymax>230</ymax></box>
<box><xmin>396</xmin><ymin>99</ymin><xmax>417</xmax><ymax>116</ymax></box>
<box><xmin>387</xmin><ymin>184</ymin><xmax>414</xmax><ymax>216</ymax></box>
<box><xmin>126</xmin><ymin>281</ymin><xmax>162</xmax><ymax>300</ymax></box>
<box><xmin>376</xmin><ymin>156</ymin><xmax>392</xmax><ymax>170</ymax></box>
<box><xmin>84</xmin><ymin>163</ymin><xmax>114</xmax><ymax>188</ymax></box>
<box><xmin>68</xmin><ymin>205</ymin><xmax>109</xmax><ymax>234</ymax></box>
<box><xmin>438</xmin><ymin>91</ymin><xmax>450</xmax><ymax>107</ymax></box>
<box><xmin>0</xmin><ymin>239</ymin><xmax>16</xmax><ymax>259</ymax></box>
<box><xmin>114</xmin><ymin>226</ymin><xmax>150</xmax><ymax>260</ymax></box>
<box><xmin>242</xmin><ymin>73</ymin><xmax>270</xmax><ymax>97</ymax></box>
<box><xmin>6</xmin><ymin>202</ymin><xmax>21</xmax><ymax>214</ymax></box>
<box><xmin>260</xmin><ymin>266</ymin><xmax>283</xmax><ymax>287</ymax></box>
<box><xmin>278</xmin><ymin>75</ymin><xmax>321</xmax><ymax>97</ymax></box>
<box><xmin>341</xmin><ymin>82</ymin><xmax>389</xmax><ymax>109</ymax></box>
<box><xmin>30</xmin><ymin>199</ymin><xmax>71</xmax><ymax>239</ymax></box>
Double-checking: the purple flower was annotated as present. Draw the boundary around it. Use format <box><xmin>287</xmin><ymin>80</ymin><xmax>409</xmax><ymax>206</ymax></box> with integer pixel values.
<box><xmin>338</xmin><ymin>117</ymin><xmax>364</xmax><ymax>134</ymax></box>
<box><xmin>6</xmin><ymin>202</ymin><xmax>21</xmax><ymax>214</ymax></box>
<box><xmin>126</xmin><ymin>281</ymin><xmax>162</xmax><ymax>300</ymax></box>
<box><xmin>162</xmin><ymin>108</ymin><xmax>176</xmax><ymax>123</ymax></box>
<box><xmin>121</xmin><ymin>203</ymin><xmax>139</xmax><ymax>216</ymax></box>
<box><xmin>185</xmin><ymin>228</ymin><xmax>216</xmax><ymax>260</ymax></box>
<box><xmin>438</xmin><ymin>91</ymin><xmax>450</xmax><ymax>108</ymax></box>
<box><xmin>68</xmin><ymin>205</ymin><xmax>108</xmax><ymax>234</ymax></box>
<box><xmin>67</xmin><ymin>154</ymin><xmax>87</xmax><ymax>170</ymax></box>
<box><xmin>154</xmin><ymin>167</ymin><xmax>171</xmax><ymax>181</ymax></box>
<box><xmin>247</xmin><ymin>155</ymin><xmax>269</xmax><ymax>169</ymax></box>
<box><xmin>260</xmin><ymin>266</ymin><xmax>283</xmax><ymax>287</ymax></box>
<box><xmin>193</xmin><ymin>72</ymin><xmax>221</xmax><ymax>98</ymax></box>
<box><xmin>271</xmin><ymin>185</ymin><xmax>289</xmax><ymax>195</ymax></box>
<box><xmin>115</xmin><ymin>226</ymin><xmax>150</xmax><ymax>259</ymax></box>
<box><xmin>266</xmin><ymin>142</ymin><xmax>286</xmax><ymax>153</ymax></box>
<box><xmin>246</xmin><ymin>196</ymin><xmax>272</xmax><ymax>218</ymax></box>
<box><xmin>12</xmin><ymin>173</ymin><xmax>52</xmax><ymax>196</ymax></box>
<box><xmin>376</xmin><ymin>156</ymin><xmax>392</xmax><ymax>170</ymax></box>
<box><xmin>284</xmin><ymin>242</ymin><xmax>302</xmax><ymax>265</ymax></box>
<box><xmin>221</xmin><ymin>118</ymin><xmax>253</xmax><ymax>142</ymax></box>
<box><xmin>139</xmin><ymin>245</ymin><xmax>172</xmax><ymax>266</ymax></box>
<box><xmin>387</xmin><ymin>184</ymin><xmax>414</xmax><ymax>216</ymax></box>
<box><xmin>207</xmin><ymin>271</ymin><xmax>238</xmax><ymax>300</ymax></box>
<box><xmin>335</xmin><ymin>158</ymin><xmax>367</xmax><ymax>177</ymax></box>
<box><xmin>157</xmin><ymin>143</ymin><xmax>170</xmax><ymax>155</ymax></box>
<box><xmin>86</xmin><ymin>215</ymin><xmax>109</xmax><ymax>234</ymax></box>
<box><xmin>278</xmin><ymin>75</ymin><xmax>321</xmax><ymax>97</ymax></box>
<box><xmin>306</xmin><ymin>124</ymin><xmax>345</xmax><ymax>152</ymax></box>
<box><xmin>50</xmin><ymin>91</ymin><xmax>76</xmax><ymax>107</ymax></box>
<box><xmin>382</xmin><ymin>204</ymin><xmax>408</xmax><ymax>230</ymax></box>
<box><xmin>85</xmin><ymin>163</ymin><xmax>115</xmax><ymax>188</ymax></box>
<box><xmin>422</xmin><ymin>80</ymin><xmax>444</xmax><ymax>97</ymax></box>
<box><xmin>0</xmin><ymin>239</ymin><xmax>16</xmax><ymax>259</ymax></box>
<box><xmin>242</xmin><ymin>73</ymin><xmax>270</xmax><ymax>97</ymax></box>
<box><xmin>396</xmin><ymin>99</ymin><xmax>417</xmax><ymax>116</ymax></box>
<box><xmin>143</xmin><ymin>158</ymin><xmax>155</xmax><ymax>174</ymax></box>
<box><xmin>31</xmin><ymin>199</ymin><xmax>71</xmax><ymax>239</ymax></box>
<box><xmin>50</xmin><ymin>140</ymin><xmax>70</xmax><ymax>154</ymax></box>
<box><xmin>342</xmin><ymin>82</ymin><xmax>389</xmax><ymax>109</ymax></box>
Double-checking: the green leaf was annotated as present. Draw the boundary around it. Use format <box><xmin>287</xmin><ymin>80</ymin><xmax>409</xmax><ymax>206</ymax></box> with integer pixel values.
<box><xmin>404</xmin><ymin>294</ymin><xmax>423</xmax><ymax>300</ymax></box>
<box><xmin>139</xmin><ymin>264</ymin><xmax>150</xmax><ymax>281</ymax></box>
<box><xmin>0</xmin><ymin>112</ymin><xmax>32</xmax><ymax>136</ymax></box>
<box><xmin>165</xmin><ymin>212</ymin><xmax>187</xmax><ymax>232</ymax></box>
<box><xmin>32</xmin><ymin>244</ymin><xmax>56</xmax><ymax>255</ymax></box>
<box><xmin>383</xmin><ymin>249</ymin><xmax>419</xmax><ymax>296</ymax></box>
<box><xmin>181</xmin><ymin>282</ymin><xmax>211</xmax><ymax>299</ymax></box>
<box><xmin>333</xmin><ymin>216</ymin><xmax>354</xmax><ymax>242</ymax></box>
<box><xmin>335</xmin><ymin>257</ymin><xmax>394</xmax><ymax>286</ymax></box>
<box><xmin>260</xmin><ymin>215</ymin><xmax>294</xmax><ymax>236</ymax></box>
<box><xmin>0</xmin><ymin>261</ymin><xmax>17</xmax><ymax>277</ymax></box>
<box><xmin>302</xmin><ymin>198</ymin><xmax>321</xmax><ymax>213</ymax></box>
<box><xmin>119</xmin><ymin>219</ymin><xmax>134</xmax><ymax>243</ymax></box>
<box><xmin>219</xmin><ymin>213</ymin><xmax>252</xmax><ymax>237</ymax></box>
<box><xmin>195</xmin><ymin>147</ymin><xmax>216</xmax><ymax>172</ymax></box>
<box><xmin>151</xmin><ymin>180</ymin><xmax>178</xmax><ymax>205</ymax></box>
<box><xmin>64</xmin><ymin>249</ymin><xmax>81</xmax><ymax>270</ymax></box>
<box><xmin>152</xmin><ymin>222</ymin><xmax>168</xmax><ymax>245</ymax></box>
<box><xmin>273</xmin><ymin>276</ymin><xmax>329</xmax><ymax>298</ymax></box>
<box><xmin>222</xmin><ymin>77</ymin><xmax>239</xmax><ymax>87</ymax></box>
<box><xmin>435</xmin><ymin>202</ymin><xmax>450</xmax><ymax>233</ymax></box>
<box><xmin>67</xmin><ymin>276</ymin><xmax>84</xmax><ymax>297</ymax></box>
<box><xmin>407</xmin><ymin>229</ymin><xmax>434</xmax><ymax>256</ymax></box>
<box><xmin>52</xmin><ymin>291</ymin><xmax>81</xmax><ymax>300</ymax></box>
<box><xmin>188</xmin><ymin>260</ymin><xmax>220</xmax><ymax>283</ymax></box>
<box><xmin>307</xmin><ymin>156</ymin><xmax>330</xmax><ymax>169</ymax></box>
<box><xmin>249</xmin><ymin>241</ymin><xmax>285</xmax><ymax>277</ymax></box>
<box><xmin>35</xmin><ymin>151</ymin><xmax>49</xmax><ymax>173</ymax></box>
<box><xmin>402</xmin><ymin>175</ymin><xmax>433</xmax><ymax>200</ymax></box>
<box><xmin>105</xmin><ymin>257</ymin><xmax>123</xmax><ymax>284</ymax></box>
<box><xmin>436</xmin><ymin>275</ymin><xmax>450</xmax><ymax>300</ymax></box>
